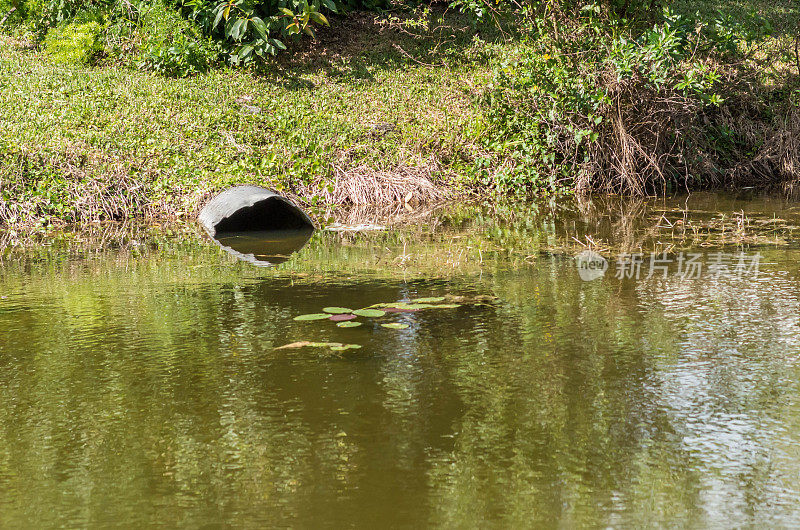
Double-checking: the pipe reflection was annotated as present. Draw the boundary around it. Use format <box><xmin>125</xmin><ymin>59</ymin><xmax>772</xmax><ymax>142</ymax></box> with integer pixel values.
<box><xmin>212</xmin><ymin>228</ymin><xmax>315</xmax><ymax>266</ymax></box>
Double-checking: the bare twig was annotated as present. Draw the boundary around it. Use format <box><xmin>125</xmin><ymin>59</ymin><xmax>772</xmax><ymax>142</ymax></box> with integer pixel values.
<box><xmin>0</xmin><ymin>6</ymin><xmax>16</xmax><ymax>26</ymax></box>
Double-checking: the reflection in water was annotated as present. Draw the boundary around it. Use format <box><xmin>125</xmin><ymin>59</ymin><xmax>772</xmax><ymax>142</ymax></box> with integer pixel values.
<box><xmin>211</xmin><ymin>228</ymin><xmax>314</xmax><ymax>266</ymax></box>
<box><xmin>2</xmin><ymin>195</ymin><xmax>800</xmax><ymax>526</ymax></box>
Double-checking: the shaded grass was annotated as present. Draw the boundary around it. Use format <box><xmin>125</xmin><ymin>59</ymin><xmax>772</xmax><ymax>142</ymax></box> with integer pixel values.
<box><xmin>673</xmin><ymin>0</ymin><xmax>798</xmax><ymax>36</ymax></box>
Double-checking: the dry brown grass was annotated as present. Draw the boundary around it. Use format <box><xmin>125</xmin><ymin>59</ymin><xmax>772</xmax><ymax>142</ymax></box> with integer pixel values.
<box><xmin>316</xmin><ymin>200</ymin><xmax>456</xmax><ymax>227</ymax></box>
<box><xmin>572</xmin><ymin>72</ymin><xmax>800</xmax><ymax>196</ymax></box>
<box><xmin>577</xmin><ymin>75</ymin><xmax>699</xmax><ymax>195</ymax></box>
<box><xmin>726</xmin><ymin>108</ymin><xmax>800</xmax><ymax>187</ymax></box>
<box><xmin>307</xmin><ymin>164</ymin><xmax>454</xmax><ymax>205</ymax></box>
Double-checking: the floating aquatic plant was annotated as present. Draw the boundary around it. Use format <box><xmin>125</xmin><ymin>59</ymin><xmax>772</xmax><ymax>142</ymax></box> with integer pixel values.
<box><xmin>293</xmin><ymin>313</ymin><xmax>331</xmax><ymax>321</ymax></box>
<box><xmin>296</xmin><ymin>297</ymin><xmax>473</xmax><ymax>323</ymax></box>
<box><xmin>329</xmin><ymin>313</ymin><xmax>357</xmax><ymax>322</ymax></box>
<box><xmin>380</xmin><ymin>302</ymin><xmax>462</xmax><ymax>312</ymax></box>
<box><xmin>290</xmin><ymin>295</ymin><xmax>482</xmax><ymax>345</ymax></box>
<box><xmin>353</xmin><ymin>309</ymin><xmax>385</xmax><ymax>318</ymax></box>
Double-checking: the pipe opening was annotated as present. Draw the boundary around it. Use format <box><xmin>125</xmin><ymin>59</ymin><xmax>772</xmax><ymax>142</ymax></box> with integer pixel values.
<box><xmin>213</xmin><ymin>197</ymin><xmax>313</xmax><ymax>234</ymax></box>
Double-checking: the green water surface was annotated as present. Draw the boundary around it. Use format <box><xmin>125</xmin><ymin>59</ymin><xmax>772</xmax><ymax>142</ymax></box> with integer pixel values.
<box><xmin>2</xmin><ymin>194</ymin><xmax>800</xmax><ymax>527</ymax></box>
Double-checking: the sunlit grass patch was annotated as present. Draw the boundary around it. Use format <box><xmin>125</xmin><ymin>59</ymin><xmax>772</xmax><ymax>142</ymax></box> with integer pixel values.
<box><xmin>0</xmin><ymin>9</ymin><xmax>497</xmax><ymax>228</ymax></box>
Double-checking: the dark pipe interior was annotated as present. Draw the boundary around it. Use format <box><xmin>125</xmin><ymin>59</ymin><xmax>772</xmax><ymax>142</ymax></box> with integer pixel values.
<box><xmin>213</xmin><ymin>197</ymin><xmax>312</xmax><ymax>234</ymax></box>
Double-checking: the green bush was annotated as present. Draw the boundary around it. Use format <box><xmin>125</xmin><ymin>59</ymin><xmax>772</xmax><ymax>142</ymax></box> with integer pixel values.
<box><xmin>8</xmin><ymin>0</ymin><xmax>393</xmax><ymax>67</ymax></box>
<box><xmin>137</xmin><ymin>1</ymin><xmax>218</xmax><ymax>77</ymax></box>
<box><xmin>474</xmin><ymin>5</ymin><xmax>771</xmax><ymax>194</ymax></box>
<box><xmin>42</xmin><ymin>19</ymin><xmax>102</xmax><ymax>64</ymax></box>
<box><xmin>182</xmin><ymin>0</ymin><xmax>390</xmax><ymax>65</ymax></box>
<box><xmin>20</xmin><ymin>0</ymin><xmax>110</xmax><ymax>38</ymax></box>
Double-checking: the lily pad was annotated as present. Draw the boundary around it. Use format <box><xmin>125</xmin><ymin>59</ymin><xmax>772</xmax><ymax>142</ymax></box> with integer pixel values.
<box><xmin>429</xmin><ymin>304</ymin><xmax>462</xmax><ymax>309</ymax></box>
<box><xmin>330</xmin><ymin>344</ymin><xmax>362</xmax><ymax>351</ymax></box>
<box><xmin>294</xmin><ymin>313</ymin><xmax>332</xmax><ymax>321</ymax></box>
<box><xmin>324</xmin><ymin>307</ymin><xmax>353</xmax><ymax>314</ymax></box>
<box><xmin>353</xmin><ymin>308</ymin><xmax>386</xmax><ymax>318</ymax></box>
<box><xmin>329</xmin><ymin>313</ymin><xmax>357</xmax><ymax>322</ymax></box>
<box><xmin>412</xmin><ymin>297</ymin><xmax>446</xmax><ymax>303</ymax></box>
<box><xmin>381</xmin><ymin>323</ymin><xmax>409</xmax><ymax>330</ymax></box>
<box><xmin>337</xmin><ymin>321</ymin><xmax>362</xmax><ymax>328</ymax></box>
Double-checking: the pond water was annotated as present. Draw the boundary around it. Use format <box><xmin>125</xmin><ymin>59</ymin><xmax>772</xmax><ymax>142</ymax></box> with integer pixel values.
<box><xmin>2</xmin><ymin>193</ymin><xmax>800</xmax><ymax>527</ymax></box>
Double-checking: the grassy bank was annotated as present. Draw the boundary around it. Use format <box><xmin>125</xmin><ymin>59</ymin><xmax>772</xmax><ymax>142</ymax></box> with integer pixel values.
<box><xmin>1</xmin><ymin>1</ymin><xmax>798</xmax><ymax>229</ymax></box>
<box><xmin>0</xmin><ymin>9</ymin><xmax>505</xmax><ymax>228</ymax></box>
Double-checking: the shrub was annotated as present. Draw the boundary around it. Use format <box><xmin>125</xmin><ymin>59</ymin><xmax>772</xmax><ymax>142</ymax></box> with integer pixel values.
<box><xmin>137</xmin><ymin>1</ymin><xmax>218</xmax><ymax>76</ymax></box>
<box><xmin>20</xmin><ymin>0</ymin><xmax>111</xmax><ymax>38</ymax></box>
<box><xmin>8</xmin><ymin>0</ymin><xmax>392</xmax><ymax>67</ymax></box>
<box><xmin>182</xmin><ymin>0</ymin><xmax>390</xmax><ymax>65</ymax></box>
<box><xmin>475</xmin><ymin>4</ymin><xmax>781</xmax><ymax>195</ymax></box>
<box><xmin>42</xmin><ymin>18</ymin><xmax>102</xmax><ymax>64</ymax></box>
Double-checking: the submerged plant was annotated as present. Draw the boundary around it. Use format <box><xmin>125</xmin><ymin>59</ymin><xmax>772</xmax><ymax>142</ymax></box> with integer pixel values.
<box><xmin>411</xmin><ymin>297</ymin><xmax>446</xmax><ymax>303</ymax></box>
<box><xmin>381</xmin><ymin>323</ymin><xmax>409</xmax><ymax>330</ymax></box>
<box><xmin>274</xmin><ymin>341</ymin><xmax>362</xmax><ymax>350</ymax></box>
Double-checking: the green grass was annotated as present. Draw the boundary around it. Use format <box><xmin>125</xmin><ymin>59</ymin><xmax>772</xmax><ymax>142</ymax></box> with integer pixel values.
<box><xmin>0</xmin><ymin>10</ymin><xmax>505</xmax><ymax>226</ymax></box>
